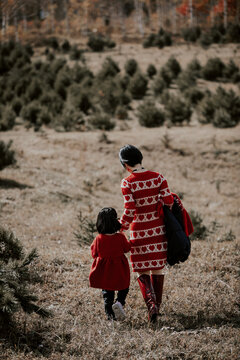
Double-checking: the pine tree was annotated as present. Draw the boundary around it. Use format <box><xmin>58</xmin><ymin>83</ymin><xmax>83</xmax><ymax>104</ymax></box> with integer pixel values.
<box><xmin>0</xmin><ymin>140</ymin><xmax>16</xmax><ymax>171</ymax></box>
<box><xmin>0</xmin><ymin>227</ymin><xmax>51</xmax><ymax>328</ymax></box>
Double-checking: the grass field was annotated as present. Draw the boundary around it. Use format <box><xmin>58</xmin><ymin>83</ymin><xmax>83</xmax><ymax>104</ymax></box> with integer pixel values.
<box><xmin>1</xmin><ymin>42</ymin><xmax>240</xmax><ymax>359</ymax></box>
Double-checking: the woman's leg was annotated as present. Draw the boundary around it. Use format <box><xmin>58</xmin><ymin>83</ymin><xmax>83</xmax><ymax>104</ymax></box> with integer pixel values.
<box><xmin>150</xmin><ymin>269</ymin><xmax>165</xmax><ymax>314</ymax></box>
<box><xmin>102</xmin><ymin>290</ymin><xmax>115</xmax><ymax>320</ymax></box>
<box><xmin>136</xmin><ymin>271</ymin><xmax>158</xmax><ymax>323</ymax></box>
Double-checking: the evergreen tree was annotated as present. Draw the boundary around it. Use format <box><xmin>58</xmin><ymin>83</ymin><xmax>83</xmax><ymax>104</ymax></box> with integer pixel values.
<box><xmin>0</xmin><ymin>140</ymin><xmax>16</xmax><ymax>171</ymax></box>
<box><xmin>0</xmin><ymin>227</ymin><xmax>50</xmax><ymax>328</ymax></box>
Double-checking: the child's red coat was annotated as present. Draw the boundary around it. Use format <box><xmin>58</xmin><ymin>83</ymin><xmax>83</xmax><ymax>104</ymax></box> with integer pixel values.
<box><xmin>89</xmin><ymin>233</ymin><xmax>131</xmax><ymax>291</ymax></box>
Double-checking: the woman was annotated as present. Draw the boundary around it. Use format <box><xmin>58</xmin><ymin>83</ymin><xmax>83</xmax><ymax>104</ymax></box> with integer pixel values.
<box><xmin>119</xmin><ymin>144</ymin><xmax>173</xmax><ymax>323</ymax></box>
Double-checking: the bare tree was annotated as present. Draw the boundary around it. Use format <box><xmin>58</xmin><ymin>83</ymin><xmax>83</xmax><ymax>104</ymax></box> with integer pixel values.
<box><xmin>116</xmin><ymin>0</ymin><xmax>126</xmax><ymax>39</ymax></box>
<box><xmin>223</xmin><ymin>0</ymin><xmax>227</xmax><ymax>28</ymax></box>
<box><xmin>1</xmin><ymin>0</ymin><xmax>10</xmax><ymax>40</ymax></box>
<box><xmin>156</xmin><ymin>0</ymin><xmax>162</xmax><ymax>29</ymax></box>
<box><xmin>189</xmin><ymin>0</ymin><xmax>193</xmax><ymax>26</ymax></box>
<box><xmin>134</xmin><ymin>0</ymin><xmax>144</xmax><ymax>36</ymax></box>
<box><xmin>64</xmin><ymin>0</ymin><xmax>70</xmax><ymax>35</ymax></box>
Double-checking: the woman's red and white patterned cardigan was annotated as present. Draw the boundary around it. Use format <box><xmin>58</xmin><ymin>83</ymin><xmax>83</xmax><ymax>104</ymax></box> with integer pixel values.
<box><xmin>120</xmin><ymin>170</ymin><xmax>173</xmax><ymax>272</ymax></box>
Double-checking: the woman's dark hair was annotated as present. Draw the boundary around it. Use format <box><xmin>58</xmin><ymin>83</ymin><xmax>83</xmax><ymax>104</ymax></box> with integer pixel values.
<box><xmin>119</xmin><ymin>144</ymin><xmax>143</xmax><ymax>167</ymax></box>
<box><xmin>96</xmin><ymin>207</ymin><xmax>121</xmax><ymax>234</ymax></box>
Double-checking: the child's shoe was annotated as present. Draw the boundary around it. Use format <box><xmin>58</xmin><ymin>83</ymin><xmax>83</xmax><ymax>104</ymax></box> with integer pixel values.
<box><xmin>112</xmin><ymin>301</ymin><xmax>126</xmax><ymax>320</ymax></box>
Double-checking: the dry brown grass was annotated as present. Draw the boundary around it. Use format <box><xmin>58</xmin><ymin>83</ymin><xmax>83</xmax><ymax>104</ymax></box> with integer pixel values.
<box><xmin>1</xmin><ymin>43</ymin><xmax>240</xmax><ymax>359</ymax></box>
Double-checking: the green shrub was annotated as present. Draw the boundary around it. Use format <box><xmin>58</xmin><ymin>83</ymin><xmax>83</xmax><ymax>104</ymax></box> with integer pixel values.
<box><xmin>7</xmin><ymin>65</ymin><xmax>29</xmax><ymax>92</ymax></box>
<box><xmin>70</xmin><ymin>45</ymin><xmax>83</xmax><ymax>60</ymax></box>
<box><xmin>96</xmin><ymin>79</ymin><xmax>129</xmax><ymax>115</ymax></box>
<box><xmin>20</xmin><ymin>101</ymin><xmax>41</xmax><ymax>124</ymax></box>
<box><xmin>137</xmin><ymin>100</ymin><xmax>165</xmax><ymax>127</ymax></box>
<box><xmin>153</xmin><ymin>35</ymin><xmax>165</xmax><ymax>49</ymax></box>
<box><xmin>45</xmin><ymin>36</ymin><xmax>59</xmax><ymax>50</ymax></box>
<box><xmin>37</xmin><ymin>108</ymin><xmax>52</xmax><ymax>125</ymax></box>
<box><xmin>57</xmin><ymin>106</ymin><xmax>85</xmax><ymax>131</ymax></box>
<box><xmin>69</xmin><ymin>84</ymin><xmax>92</xmax><ymax>114</ymax></box>
<box><xmin>213</xmin><ymin>107</ymin><xmax>235</xmax><ymax>128</ymax></box>
<box><xmin>189</xmin><ymin>210</ymin><xmax>208</xmax><ymax>240</ymax></box>
<box><xmin>223</xmin><ymin>59</ymin><xmax>239</xmax><ymax>80</ymax></box>
<box><xmin>182</xmin><ymin>26</ymin><xmax>201</xmax><ymax>42</ymax></box>
<box><xmin>197</xmin><ymin>95</ymin><xmax>215</xmax><ymax>124</ymax></box>
<box><xmin>209</xmin><ymin>27</ymin><xmax>222</xmax><ymax>43</ymax></box>
<box><xmin>214</xmin><ymin>87</ymin><xmax>240</xmax><ymax>126</ymax></box>
<box><xmin>0</xmin><ymin>140</ymin><xmax>16</xmax><ymax>170</ymax></box>
<box><xmin>61</xmin><ymin>39</ymin><xmax>71</xmax><ymax>52</ymax></box>
<box><xmin>232</xmin><ymin>71</ymin><xmax>240</xmax><ymax>83</ymax></box>
<box><xmin>143</xmin><ymin>33</ymin><xmax>156</xmax><ymax>48</ymax></box>
<box><xmin>120</xmin><ymin>91</ymin><xmax>132</xmax><ymax>106</ymax></box>
<box><xmin>12</xmin><ymin>98</ymin><xmax>23</xmax><ymax>115</ymax></box>
<box><xmin>24</xmin><ymin>43</ymin><xmax>34</xmax><ymax>56</ymax></box>
<box><xmin>98</xmin><ymin>57</ymin><xmax>120</xmax><ymax>79</ymax></box>
<box><xmin>152</xmin><ymin>74</ymin><xmax>167</xmax><ymax>96</ymax></box>
<box><xmin>176</xmin><ymin>71</ymin><xmax>196</xmax><ymax>92</ymax></box>
<box><xmin>199</xmin><ymin>32</ymin><xmax>213</xmax><ymax>47</ymax></box>
<box><xmin>87</xmin><ymin>34</ymin><xmax>106</xmax><ymax>52</ymax></box>
<box><xmin>165</xmin><ymin>95</ymin><xmax>192</xmax><ymax>124</ymax></box>
<box><xmin>0</xmin><ymin>54</ymin><xmax>10</xmax><ymax>75</ymax></box>
<box><xmin>118</xmin><ymin>74</ymin><xmax>130</xmax><ymax>90</ymax></box>
<box><xmin>184</xmin><ymin>87</ymin><xmax>204</xmax><ymax>105</ymax></box>
<box><xmin>225</xmin><ymin>23</ymin><xmax>240</xmax><ymax>43</ymax></box>
<box><xmin>202</xmin><ymin>57</ymin><xmax>225</xmax><ymax>81</ymax></box>
<box><xmin>165</xmin><ymin>56</ymin><xmax>181</xmax><ymax>78</ymax></box>
<box><xmin>14</xmin><ymin>57</ymin><xmax>30</xmax><ymax>69</ymax></box>
<box><xmin>14</xmin><ymin>76</ymin><xmax>30</xmax><ymax>97</ymax></box>
<box><xmin>89</xmin><ymin>113</ymin><xmax>115</xmax><ymax>130</ymax></box>
<box><xmin>40</xmin><ymin>92</ymin><xmax>64</xmax><ymax>115</ymax></box>
<box><xmin>0</xmin><ymin>107</ymin><xmax>16</xmax><ymax>131</ymax></box>
<box><xmin>74</xmin><ymin>211</ymin><xmax>96</xmax><ymax>246</ymax></box>
<box><xmin>128</xmin><ymin>72</ymin><xmax>148</xmax><ymax>99</ymax></box>
<box><xmin>123</xmin><ymin>0</ymin><xmax>135</xmax><ymax>16</ymax></box>
<box><xmin>54</xmin><ymin>78</ymin><xmax>67</xmax><ymax>100</ymax></box>
<box><xmin>116</xmin><ymin>105</ymin><xmax>128</xmax><ymax>120</ymax></box>
<box><xmin>3</xmin><ymin>89</ymin><xmax>14</xmax><ymax>103</ymax></box>
<box><xmin>46</xmin><ymin>51</ymin><xmax>55</xmax><ymax>61</ymax></box>
<box><xmin>158</xmin><ymin>27</ymin><xmax>165</xmax><ymax>36</ymax></box>
<box><xmin>163</xmin><ymin>32</ymin><xmax>172</xmax><ymax>46</ymax></box>
<box><xmin>56</xmin><ymin>68</ymin><xmax>72</xmax><ymax>87</ymax></box>
<box><xmin>198</xmin><ymin>87</ymin><xmax>240</xmax><ymax>127</ymax></box>
<box><xmin>124</xmin><ymin>59</ymin><xmax>138</xmax><ymax>77</ymax></box>
<box><xmin>34</xmin><ymin>60</ymin><xmax>43</xmax><ymax>70</ymax></box>
<box><xmin>9</xmin><ymin>45</ymin><xmax>31</xmax><ymax>67</ymax></box>
<box><xmin>105</xmin><ymin>37</ymin><xmax>116</xmax><ymax>49</ymax></box>
<box><xmin>186</xmin><ymin>58</ymin><xmax>202</xmax><ymax>77</ymax></box>
<box><xmin>159</xmin><ymin>66</ymin><xmax>173</xmax><ymax>87</ymax></box>
<box><xmin>0</xmin><ymin>226</ymin><xmax>50</xmax><ymax>326</ymax></box>
<box><xmin>160</xmin><ymin>89</ymin><xmax>170</xmax><ymax>105</ymax></box>
<box><xmin>50</xmin><ymin>58</ymin><xmax>67</xmax><ymax>75</ymax></box>
<box><xmin>147</xmin><ymin>64</ymin><xmax>157</xmax><ymax>78</ymax></box>
<box><xmin>26</xmin><ymin>79</ymin><xmax>43</xmax><ymax>101</ymax></box>
<box><xmin>71</xmin><ymin>64</ymin><xmax>94</xmax><ymax>84</ymax></box>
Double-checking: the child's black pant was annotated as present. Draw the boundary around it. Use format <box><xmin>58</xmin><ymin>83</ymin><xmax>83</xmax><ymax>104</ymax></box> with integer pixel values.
<box><xmin>102</xmin><ymin>288</ymin><xmax>129</xmax><ymax>319</ymax></box>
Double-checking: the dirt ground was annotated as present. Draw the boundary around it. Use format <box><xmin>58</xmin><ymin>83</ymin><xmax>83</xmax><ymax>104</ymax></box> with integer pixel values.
<box><xmin>0</xmin><ymin>43</ymin><xmax>240</xmax><ymax>359</ymax></box>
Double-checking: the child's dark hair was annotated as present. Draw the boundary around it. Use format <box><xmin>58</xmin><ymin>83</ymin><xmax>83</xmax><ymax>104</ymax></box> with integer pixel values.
<box><xmin>119</xmin><ymin>144</ymin><xmax>143</xmax><ymax>168</ymax></box>
<box><xmin>96</xmin><ymin>207</ymin><xmax>122</xmax><ymax>234</ymax></box>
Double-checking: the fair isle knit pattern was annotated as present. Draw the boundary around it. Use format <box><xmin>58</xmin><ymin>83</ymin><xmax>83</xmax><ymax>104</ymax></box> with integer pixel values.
<box><xmin>120</xmin><ymin>171</ymin><xmax>173</xmax><ymax>272</ymax></box>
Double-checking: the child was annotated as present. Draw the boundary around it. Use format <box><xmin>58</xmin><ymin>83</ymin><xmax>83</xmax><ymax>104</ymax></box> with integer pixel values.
<box><xmin>89</xmin><ymin>207</ymin><xmax>131</xmax><ymax>320</ymax></box>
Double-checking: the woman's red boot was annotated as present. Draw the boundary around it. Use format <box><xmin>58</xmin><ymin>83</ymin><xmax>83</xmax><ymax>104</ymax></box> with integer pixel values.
<box><xmin>151</xmin><ymin>274</ymin><xmax>164</xmax><ymax>314</ymax></box>
<box><xmin>137</xmin><ymin>274</ymin><xmax>158</xmax><ymax>323</ymax></box>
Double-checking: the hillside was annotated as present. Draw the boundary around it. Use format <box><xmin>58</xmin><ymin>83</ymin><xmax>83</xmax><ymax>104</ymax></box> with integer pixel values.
<box><xmin>0</xmin><ymin>42</ymin><xmax>240</xmax><ymax>359</ymax></box>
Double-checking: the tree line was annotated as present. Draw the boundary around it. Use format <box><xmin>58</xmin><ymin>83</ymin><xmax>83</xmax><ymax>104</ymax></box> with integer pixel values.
<box><xmin>0</xmin><ymin>0</ymin><xmax>239</xmax><ymax>42</ymax></box>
